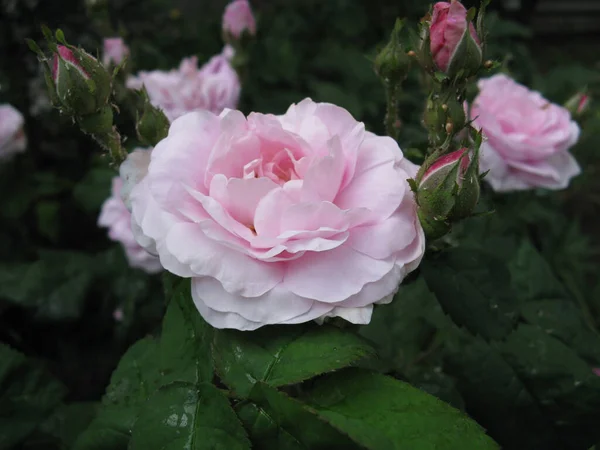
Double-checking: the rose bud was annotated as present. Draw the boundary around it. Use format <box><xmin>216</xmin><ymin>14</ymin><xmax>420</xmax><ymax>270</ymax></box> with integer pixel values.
<box><xmin>429</xmin><ymin>1</ymin><xmax>482</xmax><ymax>78</ymax></box>
<box><xmin>133</xmin><ymin>88</ymin><xmax>170</xmax><ymax>147</ymax></box>
<box><xmin>222</xmin><ymin>0</ymin><xmax>256</xmax><ymax>41</ymax></box>
<box><xmin>51</xmin><ymin>45</ymin><xmax>112</xmax><ymax>116</ymax></box>
<box><xmin>374</xmin><ymin>19</ymin><xmax>412</xmax><ymax>84</ymax></box>
<box><xmin>417</xmin><ymin>147</ymin><xmax>480</xmax><ymax>239</ymax></box>
<box><xmin>565</xmin><ymin>92</ymin><xmax>590</xmax><ymax>118</ymax></box>
<box><xmin>102</xmin><ymin>37</ymin><xmax>129</xmax><ymax>67</ymax></box>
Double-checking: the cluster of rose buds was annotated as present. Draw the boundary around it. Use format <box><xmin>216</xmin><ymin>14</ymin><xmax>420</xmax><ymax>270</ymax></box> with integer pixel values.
<box><xmin>407</xmin><ymin>0</ymin><xmax>489</xmax><ymax>240</ymax></box>
<box><xmin>27</xmin><ymin>30</ymin><xmax>126</xmax><ymax>164</ymax></box>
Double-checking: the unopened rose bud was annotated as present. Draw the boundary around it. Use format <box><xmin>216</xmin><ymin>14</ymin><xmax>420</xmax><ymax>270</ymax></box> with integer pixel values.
<box><xmin>102</xmin><ymin>37</ymin><xmax>129</xmax><ymax>67</ymax></box>
<box><xmin>222</xmin><ymin>0</ymin><xmax>256</xmax><ymax>41</ymax></box>
<box><xmin>417</xmin><ymin>147</ymin><xmax>480</xmax><ymax>239</ymax></box>
<box><xmin>565</xmin><ymin>92</ymin><xmax>590</xmax><ymax>118</ymax></box>
<box><xmin>375</xmin><ymin>19</ymin><xmax>412</xmax><ymax>83</ymax></box>
<box><xmin>51</xmin><ymin>45</ymin><xmax>112</xmax><ymax>116</ymax></box>
<box><xmin>429</xmin><ymin>1</ymin><xmax>482</xmax><ymax>79</ymax></box>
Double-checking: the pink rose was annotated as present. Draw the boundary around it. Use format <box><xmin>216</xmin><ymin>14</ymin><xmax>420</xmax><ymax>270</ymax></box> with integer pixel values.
<box><xmin>222</xmin><ymin>0</ymin><xmax>256</xmax><ymax>39</ymax></box>
<box><xmin>99</xmin><ymin>175</ymin><xmax>162</xmax><ymax>274</ymax></box>
<box><xmin>130</xmin><ymin>98</ymin><xmax>425</xmax><ymax>330</ymax></box>
<box><xmin>102</xmin><ymin>37</ymin><xmax>129</xmax><ymax>67</ymax></box>
<box><xmin>119</xmin><ymin>147</ymin><xmax>152</xmax><ymax>210</ymax></box>
<box><xmin>127</xmin><ymin>47</ymin><xmax>240</xmax><ymax>122</ymax></box>
<box><xmin>430</xmin><ymin>1</ymin><xmax>481</xmax><ymax>74</ymax></box>
<box><xmin>470</xmin><ymin>74</ymin><xmax>581</xmax><ymax>192</ymax></box>
<box><xmin>0</xmin><ymin>104</ymin><xmax>27</xmax><ymax>160</ymax></box>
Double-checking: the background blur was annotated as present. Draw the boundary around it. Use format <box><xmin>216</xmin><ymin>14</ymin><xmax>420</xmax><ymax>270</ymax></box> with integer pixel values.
<box><xmin>1</xmin><ymin>0</ymin><xmax>600</xmax><ymax>433</ymax></box>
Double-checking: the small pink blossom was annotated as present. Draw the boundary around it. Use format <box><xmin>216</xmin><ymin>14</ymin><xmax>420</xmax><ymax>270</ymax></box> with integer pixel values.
<box><xmin>593</xmin><ymin>368</ymin><xmax>600</xmax><ymax>376</ymax></box>
<box><xmin>470</xmin><ymin>74</ymin><xmax>580</xmax><ymax>192</ymax></box>
<box><xmin>0</xmin><ymin>104</ymin><xmax>27</xmax><ymax>160</ymax></box>
<box><xmin>102</xmin><ymin>37</ymin><xmax>129</xmax><ymax>67</ymax></box>
<box><xmin>126</xmin><ymin>47</ymin><xmax>240</xmax><ymax>122</ymax></box>
<box><xmin>98</xmin><ymin>168</ymin><xmax>162</xmax><ymax>274</ymax></box>
<box><xmin>113</xmin><ymin>308</ymin><xmax>124</xmax><ymax>322</ymax></box>
<box><xmin>130</xmin><ymin>98</ymin><xmax>425</xmax><ymax>330</ymax></box>
<box><xmin>222</xmin><ymin>0</ymin><xmax>256</xmax><ymax>39</ymax></box>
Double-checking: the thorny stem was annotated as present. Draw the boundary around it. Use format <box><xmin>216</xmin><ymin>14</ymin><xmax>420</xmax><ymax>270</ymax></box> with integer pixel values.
<box><xmin>91</xmin><ymin>127</ymin><xmax>127</xmax><ymax>167</ymax></box>
<box><xmin>385</xmin><ymin>82</ymin><xmax>400</xmax><ymax>141</ymax></box>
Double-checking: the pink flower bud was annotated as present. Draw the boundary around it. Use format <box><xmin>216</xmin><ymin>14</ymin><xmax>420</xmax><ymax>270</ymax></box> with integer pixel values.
<box><xmin>417</xmin><ymin>147</ymin><xmax>481</xmax><ymax>239</ymax></box>
<box><xmin>51</xmin><ymin>45</ymin><xmax>112</xmax><ymax>116</ymax></box>
<box><xmin>593</xmin><ymin>368</ymin><xmax>600</xmax><ymax>377</ymax></box>
<box><xmin>102</xmin><ymin>37</ymin><xmax>129</xmax><ymax>67</ymax></box>
<box><xmin>52</xmin><ymin>45</ymin><xmax>89</xmax><ymax>82</ymax></box>
<box><xmin>222</xmin><ymin>0</ymin><xmax>256</xmax><ymax>40</ymax></box>
<box><xmin>430</xmin><ymin>1</ymin><xmax>481</xmax><ymax>76</ymax></box>
<box><xmin>565</xmin><ymin>92</ymin><xmax>590</xmax><ymax>117</ymax></box>
<box><xmin>420</xmin><ymin>148</ymin><xmax>470</xmax><ymax>187</ymax></box>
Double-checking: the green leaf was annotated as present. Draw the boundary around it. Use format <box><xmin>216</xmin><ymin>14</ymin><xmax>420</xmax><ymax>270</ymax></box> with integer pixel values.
<box><xmin>422</xmin><ymin>248</ymin><xmax>518</xmax><ymax>340</ymax></box>
<box><xmin>159</xmin><ymin>279</ymin><xmax>213</xmax><ymax>385</ymax></box>
<box><xmin>520</xmin><ymin>299</ymin><xmax>600</xmax><ymax>364</ymax></box>
<box><xmin>508</xmin><ymin>240</ymin><xmax>567</xmax><ymax>301</ymax></box>
<box><xmin>498</xmin><ymin>325</ymin><xmax>600</xmax><ymax>449</ymax></box>
<box><xmin>72</xmin><ymin>168</ymin><xmax>114</xmax><ymax>213</ymax></box>
<box><xmin>129</xmin><ymin>382</ymin><xmax>250</xmax><ymax>450</ymax></box>
<box><xmin>0</xmin><ymin>343</ymin><xmax>66</xmax><ymax>450</ymax></box>
<box><xmin>40</xmin><ymin>402</ymin><xmax>99</xmax><ymax>448</ymax></box>
<box><xmin>444</xmin><ymin>330</ymin><xmax>565</xmax><ymax>449</ymax></box>
<box><xmin>359</xmin><ymin>277</ymin><xmax>445</xmax><ymax>373</ymax></box>
<box><xmin>213</xmin><ymin>323</ymin><xmax>375</xmax><ymax>397</ymax></box>
<box><xmin>35</xmin><ymin>201</ymin><xmax>61</xmax><ymax>242</ymax></box>
<box><xmin>73</xmin><ymin>337</ymin><xmax>161</xmax><ymax>450</ymax></box>
<box><xmin>301</xmin><ymin>368</ymin><xmax>498</xmax><ymax>450</ymax></box>
<box><xmin>236</xmin><ymin>382</ymin><xmax>359</xmax><ymax>450</ymax></box>
<box><xmin>0</xmin><ymin>251</ymin><xmax>94</xmax><ymax>320</ymax></box>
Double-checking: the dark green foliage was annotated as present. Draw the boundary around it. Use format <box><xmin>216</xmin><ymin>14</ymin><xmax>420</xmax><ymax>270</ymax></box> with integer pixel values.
<box><xmin>2</xmin><ymin>0</ymin><xmax>600</xmax><ymax>449</ymax></box>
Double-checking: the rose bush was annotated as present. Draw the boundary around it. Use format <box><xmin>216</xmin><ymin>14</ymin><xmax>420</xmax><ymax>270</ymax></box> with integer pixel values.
<box><xmin>0</xmin><ymin>104</ymin><xmax>26</xmax><ymax>160</ymax></box>
<box><xmin>470</xmin><ymin>74</ymin><xmax>581</xmax><ymax>191</ymax></box>
<box><xmin>126</xmin><ymin>47</ymin><xmax>240</xmax><ymax>122</ymax></box>
<box><xmin>130</xmin><ymin>98</ymin><xmax>425</xmax><ymax>330</ymax></box>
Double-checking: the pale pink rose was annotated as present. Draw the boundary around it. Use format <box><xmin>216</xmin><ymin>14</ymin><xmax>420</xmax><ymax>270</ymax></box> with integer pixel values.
<box><xmin>102</xmin><ymin>37</ymin><xmax>129</xmax><ymax>67</ymax></box>
<box><xmin>0</xmin><ymin>104</ymin><xmax>27</xmax><ymax>160</ymax></box>
<box><xmin>99</xmin><ymin>176</ymin><xmax>162</xmax><ymax>274</ymax></box>
<box><xmin>430</xmin><ymin>1</ymin><xmax>480</xmax><ymax>73</ymax></box>
<box><xmin>119</xmin><ymin>147</ymin><xmax>152</xmax><ymax>210</ymax></box>
<box><xmin>130</xmin><ymin>98</ymin><xmax>425</xmax><ymax>330</ymax></box>
<box><xmin>222</xmin><ymin>0</ymin><xmax>256</xmax><ymax>39</ymax></box>
<box><xmin>470</xmin><ymin>74</ymin><xmax>581</xmax><ymax>192</ymax></box>
<box><xmin>126</xmin><ymin>47</ymin><xmax>240</xmax><ymax>122</ymax></box>
<box><xmin>113</xmin><ymin>308</ymin><xmax>124</xmax><ymax>322</ymax></box>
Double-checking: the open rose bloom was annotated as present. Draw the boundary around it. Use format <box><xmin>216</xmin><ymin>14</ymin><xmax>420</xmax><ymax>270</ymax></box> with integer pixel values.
<box><xmin>130</xmin><ymin>99</ymin><xmax>425</xmax><ymax>330</ymax></box>
<box><xmin>471</xmin><ymin>74</ymin><xmax>581</xmax><ymax>192</ymax></box>
<box><xmin>99</xmin><ymin>173</ymin><xmax>162</xmax><ymax>274</ymax></box>
<box><xmin>126</xmin><ymin>47</ymin><xmax>240</xmax><ymax>122</ymax></box>
<box><xmin>102</xmin><ymin>37</ymin><xmax>129</xmax><ymax>67</ymax></box>
<box><xmin>0</xmin><ymin>104</ymin><xmax>27</xmax><ymax>160</ymax></box>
